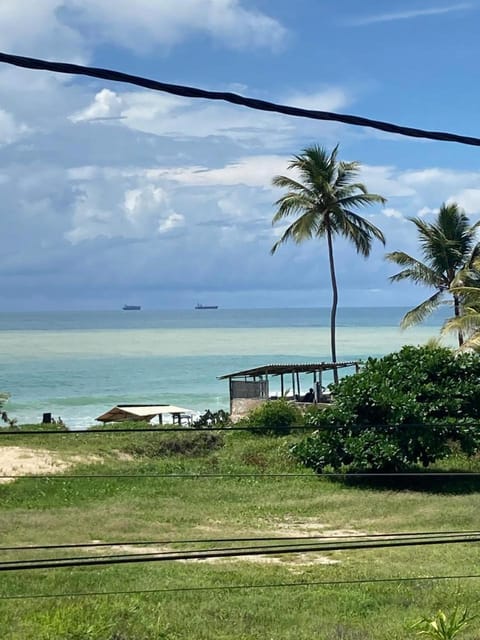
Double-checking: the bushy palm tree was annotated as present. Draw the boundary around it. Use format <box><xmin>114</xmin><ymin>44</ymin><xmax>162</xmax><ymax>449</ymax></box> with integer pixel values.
<box><xmin>441</xmin><ymin>286</ymin><xmax>480</xmax><ymax>350</ymax></box>
<box><xmin>385</xmin><ymin>203</ymin><xmax>480</xmax><ymax>347</ymax></box>
<box><xmin>270</xmin><ymin>144</ymin><xmax>386</xmax><ymax>382</ymax></box>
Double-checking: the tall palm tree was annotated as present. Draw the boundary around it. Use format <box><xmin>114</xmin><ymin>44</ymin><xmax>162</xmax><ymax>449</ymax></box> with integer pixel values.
<box><xmin>270</xmin><ymin>144</ymin><xmax>386</xmax><ymax>383</ymax></box>
<box><xmin>385</xmin><ymin>203</ymin><xmax>480</xmax><ymax>347</ymax></box>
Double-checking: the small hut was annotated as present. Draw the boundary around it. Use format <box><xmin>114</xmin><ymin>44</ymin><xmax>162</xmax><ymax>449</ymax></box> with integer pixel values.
<box><xmin>218</xmin><ymin>361</ymin><xmax>360</xmax><ymax>421</ymax></box>
<box><xmin>96</xmin><ymin>404</ymin><xmax>193</xmax><ymax>426</ymax></box>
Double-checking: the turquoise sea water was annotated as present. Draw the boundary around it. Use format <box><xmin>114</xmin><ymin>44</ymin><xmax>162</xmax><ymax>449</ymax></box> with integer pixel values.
<box><xmin>0</xmin><ymin>308</ymin><xmax>452</xmax><ymax>428</ymax></box>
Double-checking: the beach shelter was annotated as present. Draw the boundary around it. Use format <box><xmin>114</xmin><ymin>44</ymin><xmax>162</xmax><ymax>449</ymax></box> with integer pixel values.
<box><xmin>96</xmin><ymin>404</ymin><xmax>193</xmax><ymax>425</ymax></box>
<box><xmin>218</xmin><ymin>361</ymin><xmax>361</xmax><ymax>421</ymax></box>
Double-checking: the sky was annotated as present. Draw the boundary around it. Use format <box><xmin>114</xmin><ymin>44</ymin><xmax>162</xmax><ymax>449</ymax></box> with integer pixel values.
<box><xmin>1</xmin><ymin>0</ymin><xmax>480</xmax><ymax>310</ymax></box>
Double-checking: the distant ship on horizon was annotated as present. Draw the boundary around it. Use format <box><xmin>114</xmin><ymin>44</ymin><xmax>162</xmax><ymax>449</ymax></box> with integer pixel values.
<box><xmin>195</xmin><ymin>303</ymin><xmax>218</xmax><ymax>310</ymax></box>
<box><xmin>123</xmin><ymin>304</ymin><xmax>141</xmax><ymax>311</ymax></box>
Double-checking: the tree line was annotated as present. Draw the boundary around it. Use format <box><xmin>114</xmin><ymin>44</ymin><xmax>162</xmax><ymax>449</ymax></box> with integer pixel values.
<box><xmin>270</xmin><ymin>144</ymin><xmax>480</xmax><ymax>372</ymax></box>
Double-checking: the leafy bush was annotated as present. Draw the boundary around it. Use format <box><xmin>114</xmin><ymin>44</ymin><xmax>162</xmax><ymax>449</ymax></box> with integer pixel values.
<box><xmin>241</xmin><ymin>399</ymin><xmax>303</xmax><ymax>435</ymax></box>
<box><xmin>291</xmin><ymin>345</ymin><xmax>480</xmax><ymax>472</ymax></box>
<box><xmin>2</xmin><ymin>421</ymin><xmax>68</xmax><ymax>432</ymax></box>
<box><xmin>412</xmin><ymin>607</ymin><xmax>477</xmax><ymax>639</ymax></box>
<box><xmin>125</xmin><ymin>431</ymin><xmax>224</xmax><ymax>458</ymax></box>
<box><xmin>192</xmin><ymin>409</ymin><xmax>231</xmax><ymax>428</ymax></box>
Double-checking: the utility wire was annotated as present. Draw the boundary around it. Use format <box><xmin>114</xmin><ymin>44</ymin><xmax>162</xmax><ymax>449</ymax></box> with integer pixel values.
<box><xmin>1</xmin><ymin>573</ymin><xmax>480</xmax><ymax>601</ymax></box>
<box><xmin>2</xmin><ymin>534</ymin><xmax>479</xmax><ymax>572</ymax></box>
<box><xmin>0</xmin><ymin>52</ymin><xmax>479</xmax><ymax>147</ymax></box>
<box><xmin>3</xmin><ymin>532</ymin><xmax>477</xmax><ymax>567</ymax></box>
<box><xmin>3</xmin><ymin>529</ymin><xmax>477</xmax><ymax>552</ymax></box>
<box><xmin>1</xmin><ymin>421</ymin><xmax>480</xmax><ymax>435</ymax></box>
<box><xmin>1</xmin><ymin>472</ymin><xmax>479</xmax><ymax>479</ymax></box>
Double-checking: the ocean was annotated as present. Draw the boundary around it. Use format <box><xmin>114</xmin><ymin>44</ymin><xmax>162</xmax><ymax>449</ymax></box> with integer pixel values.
<box><xmin>0</xmin><ymin>307</ymin><xmax>453</xmax><ymax>429</ymax></box>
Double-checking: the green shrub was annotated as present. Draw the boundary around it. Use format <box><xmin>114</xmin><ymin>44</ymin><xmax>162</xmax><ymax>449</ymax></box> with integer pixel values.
<box><xmin>2</xmin><ymin>421</ymin><xmax>68</xmax><ymax>432</ymax></box>
<box><xmin>242</xmin><ymin>399</ymin><xmax>303</xmax><ymax>435</ymax></box>
<box><xmin>192</xmin><ymin>409</ymin><xmax>231</xmax><ymax>428</ymax></box>
<box><xmin>291</xmin><ymin>345</ymin><xmax>480</xmax><ymax>472</ymax></box>
<box><xmin>412</xmin><ymin>607</ymin><xmax>477</xmax><ymax>639</ymax></box>
<box><xmin>125</xmin><ymin>431</ymin><xmax>224</xmax><ymax>458</ymax></box>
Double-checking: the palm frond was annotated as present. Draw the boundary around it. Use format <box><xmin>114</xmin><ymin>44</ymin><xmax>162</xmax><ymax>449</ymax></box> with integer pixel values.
<box><xmin>271</xmin><ymin>194</ymin><xmax>315</xmax><ymax>223</ymax></box>
<box><xmin>270</xmin><ymin>211</ymin><xmax>318</xmax><ymax>254</ymax></box>
<box><xmin>333</xmin><ymin>212</ymin><xmax>383</xmax><ymax>256</ymax></box>
<box><xmin>400</xmin><ymin>291</ymin><xmax>443</xmax><ymax>329</ymax></box>
<box><xmin>385</xmin><ymin>252</ymin><xmax>441</xmax><ymax>286</ymax></box>
<box><xmin>272</xmin><ymin>174</ymin><xmax>316</xmax><ymax>197</ymax></box>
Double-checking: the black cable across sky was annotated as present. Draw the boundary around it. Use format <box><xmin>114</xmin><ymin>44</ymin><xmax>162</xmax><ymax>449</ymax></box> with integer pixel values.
<box><xmin>0</xmin><ymin>51</ymin><xmax>480</xmax><ymax>147</ymax></box>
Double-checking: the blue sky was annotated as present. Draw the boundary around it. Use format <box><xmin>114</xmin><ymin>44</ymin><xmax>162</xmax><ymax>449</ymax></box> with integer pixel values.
<box><xmin>1</xmin><ymin>0</ymin><xmax>480</xmax><ymax>310</ymax></box>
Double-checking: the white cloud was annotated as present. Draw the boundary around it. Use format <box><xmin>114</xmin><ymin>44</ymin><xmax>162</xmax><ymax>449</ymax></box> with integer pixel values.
<box><xmin>447</xmin><ymin>189</ymin><xmax>480</xmax><ymax>214</ymax></box>
<box><xmin>348</xmin><ymin>3</ymin><xmax>473</xmax><ymax>26</ymax></box>
<box><xmin>360</xmin><ymin>165</ymin><xmax>416</xmax><ymax>197</ymax></box>
<box><xmin>70</xmin><ymin>89</ymin><xmax>124</xmax><ymax>122</ymax></box>
<box><xmin>147</xmin><ymin>155</ymin><xmax>290</xmax><ymax>188</ymax></box>
<box><xmin>158</xmin><ymin>212</ymin><xmax>185</xmax><ymax>234</ymax></box>
<box><xmin>70</xmin><ymin>85</ymin><xmax>354</xmax><ymax>147</ymax></box>
<box><xmin>0</xmin><ymin>0</ymin><xmax>87</xmax><ymax>61</ymax></box>
<box><xmin>67</xmin><ymin>180</ymin><xmax>184</xmax><ymax>243</ymax></box>
<box><xmin>67</xmin><ymin>0</ymin><xmax>287</xmax><ymax>52</ymax></box>
<box><xmin>0</xmin><ymin>109</ymin><xmax>30</xmax><ymax>145</ymax></box>
<box><xmin>383</xmin><ymin>207</ymin><xmax>405</xmax><ymax>220</ymax></box>
<box><xmin>417</xmin><ymin>206</ymin><xmax>438</xmax><ymax>217</ymax></box>
<box><xmin>286</xmin><ymin>88</ymin><xmax>350</xmax><ymax>112</ymax></box>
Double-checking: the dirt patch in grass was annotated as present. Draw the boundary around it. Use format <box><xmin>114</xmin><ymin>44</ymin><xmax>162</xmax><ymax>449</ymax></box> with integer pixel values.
<box><xmin>98</xmin><ymin>516</ymin><xmax>360</xmax><ymax>569</ymax></box>
<box><xmin>90</xmin><ymin>542</ymin><xmax>340</xmax><ymax>569</ymax></box>
<box><xmin>0</xmin><ymin>446</ymin><xmax>101</xmax><ymax>483</ymax></box>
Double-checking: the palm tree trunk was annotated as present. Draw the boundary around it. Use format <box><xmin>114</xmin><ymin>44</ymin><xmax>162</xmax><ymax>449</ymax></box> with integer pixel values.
<box><xmin>453</xmin><ymin>293</ymin><xmax>464</xmax><ymax>347</ymax></box>
<box><xmin>325</xmin><ymin>219</ymin><xmax>339</xmax><ymax>384</ymax></box>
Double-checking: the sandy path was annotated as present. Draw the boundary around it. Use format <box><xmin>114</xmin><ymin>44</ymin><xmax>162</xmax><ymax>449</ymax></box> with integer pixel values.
<box><xmin>0</xmin><ymin>446</ymin><xmax>96</xmax><ymax>483</ymax></box>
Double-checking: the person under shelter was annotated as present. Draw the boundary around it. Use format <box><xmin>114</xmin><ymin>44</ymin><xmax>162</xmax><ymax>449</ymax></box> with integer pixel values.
<box><xmin>302</xmin><ymin>388</ymin><xmax>315</xmax><ymax>402</ymax></box>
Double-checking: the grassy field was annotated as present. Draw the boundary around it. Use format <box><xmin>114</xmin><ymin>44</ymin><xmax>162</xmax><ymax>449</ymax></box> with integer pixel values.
<box><xmin>1</xmin><ymin>424</ymin><xmax>480</xmax><ymax>639</ymax></box>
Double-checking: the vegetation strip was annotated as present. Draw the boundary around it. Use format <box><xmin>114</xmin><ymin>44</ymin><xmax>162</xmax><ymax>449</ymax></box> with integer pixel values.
<box><xmin>2</xmin><ymin>573</ymin><xmax>480</xmax><ymax>601</ymax></box>
<box><xmin>2</xmin><ymin>472</ymin><xmax>479</xmax><ymax>479</ymax></box>
<box><xmin>4</xmin><ymin>421</ymin><xmax>480</xmax><ymax>435</ymax></box>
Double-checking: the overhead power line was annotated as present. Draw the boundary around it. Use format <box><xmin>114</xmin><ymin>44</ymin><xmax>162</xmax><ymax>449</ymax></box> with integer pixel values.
<box><xmin>0</xmin><ymin>51</ymin><xmax>480</xmax><ymax>147</ymax></box>
<box><xmin>2</xmin><ymin>533</ymin><xmax>479</xmax><ymax>572</ymax></box>
<box><xmin>3</xmin><ymin>528</ymin><xmax>476</xmax><ymax>552</ymax></box>
<box><xmin>2</xmin><ymin>420</ymin><xmax>479</xmax><ymax>435</ymax></box>
<box><xmin>1</xmin><ymin>573</ymin><xmax>480</xmax><ymax>601</ymax></box>
<box><xmin>3</xmin><ymin>532</ymin><xmax>477</xmax><ymax>567</ymax></box>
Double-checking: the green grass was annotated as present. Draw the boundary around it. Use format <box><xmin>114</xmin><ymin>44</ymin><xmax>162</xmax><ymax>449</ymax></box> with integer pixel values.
<box><xmin>1</xmin><ymin>426</ymin><xmax>480</xmax><ymax>638</ymax></box>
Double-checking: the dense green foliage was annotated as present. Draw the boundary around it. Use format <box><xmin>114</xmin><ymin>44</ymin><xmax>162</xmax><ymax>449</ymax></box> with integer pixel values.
<box><xmin>241</xmin><ymin>398</ymin><xmax>303</xmax><ymax>435</ymax></box>
<box><xmin>1</xmin><ymin>421</ymin><xmax>68</xmax><ymax>432</ymax></box>
<box><xmin>292</xmin><ymin>345</ymin><xmax>480</xmax><ymax>472</ymax></box>
<box><xmin>125</xmin><ymin>430</ymin><xmax>224</xmax><ymax>457</ymax></box>
<box><xmin>192</xmin><ymin>408</ymin><xmax>231</xmax><ymax>428</ymax></box>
